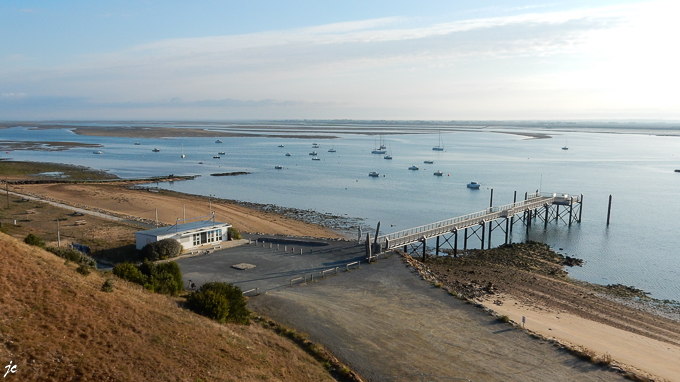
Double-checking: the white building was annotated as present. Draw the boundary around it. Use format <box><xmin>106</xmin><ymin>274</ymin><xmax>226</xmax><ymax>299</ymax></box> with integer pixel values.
<box><xmin>135</xmin><ymin>218</ymin><xmax>232</xmax><ymax>251</ymax></box>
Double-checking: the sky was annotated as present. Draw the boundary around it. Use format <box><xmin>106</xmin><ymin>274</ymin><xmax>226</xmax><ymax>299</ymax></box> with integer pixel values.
<box><xmin>0</xmin><ymin>0</ymin><xmax>678</xmax><ymax>121</ymax></box>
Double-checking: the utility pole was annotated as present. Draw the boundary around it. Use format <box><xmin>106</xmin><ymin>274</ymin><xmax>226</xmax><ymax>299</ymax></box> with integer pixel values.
<box><xmin>183</xmin><ymin>204</ymin><xmax>186</xmax><ymax>221</ymax></box>
<box><xmin>155</xmin><ymin>208</ymin><xmax>158</xmax><ymax>227</ymax></box>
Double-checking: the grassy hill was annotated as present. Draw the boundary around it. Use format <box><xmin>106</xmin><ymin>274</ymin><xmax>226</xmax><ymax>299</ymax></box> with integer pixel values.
<box><xmin>0</xmin><ymin>232</ymin><xmax>335</xmax><ymax>381</ymax></box>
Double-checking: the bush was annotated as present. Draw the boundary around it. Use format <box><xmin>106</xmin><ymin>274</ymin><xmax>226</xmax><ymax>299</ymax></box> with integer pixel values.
<box><xmin>112</xmin><ymin>262</ymin><xmax>148</xmax><ymax>285</ymax></box>
<box><xmin>141</xmin><ymin>238</ymin><xmax>182</xmax><ymax>261</ymax></box>
<box><xmin>101</xmin><ymin>279</ymin><xmax>114</xmax><ymax>292</ymax></box>
<box><xmin>24</xmin><ymin>233</ymin><xmax>45</xmax><ymax>248</ymax></box>
<box><xmin>112</xmin><ymin>261</ymin><xmax>183</xmax><ymax>296</ymax></box>
<box><xmin>228</xmin><ymin>227</ymin><xmax>242</xmax><ymax>240</ymax></box>
<box><xmin>76</xmin><ymin>264</ymin><xmax>92</xmax><ymax>276</ymax></box>
<box><xmin>46</xmin><ymin>247</ymin><xmax>97</xmax><ymax>267</ymax></box>
<box><xmin>186</xmin><ymin>282</ymin><xmax>250</xmax><ymax>324</ymax></box>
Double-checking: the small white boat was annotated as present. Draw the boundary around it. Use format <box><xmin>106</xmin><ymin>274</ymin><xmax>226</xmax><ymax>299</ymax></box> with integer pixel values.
<box><xmin>218</xmin><ymin>151</ymin><xmax>226</xmax><ymax>155</ymax></box>
<box><xmin>328</xmin><ymin>148</ymin><xmax>336</xmax><ymax>153</ymax></box>
<box><xmin>181</xmin><ymin>154</ymin><xmax>185</xmax><ymax>158</ymax></box>
<box><xmin>371</xmin><ymin>149</ymin><xmax>386</xmax><ymax>154</ymax></box>
<box><xmin>434</xmin><ymin>170</ymin><xmax>443</xmax><ymax>176</ymax></box>
<box><xmin>181</xmin><ymin>144</ymin><xmax>186</xmax><ymax>158</ymax></box>
<box><xmin>408</xmin><ymin>165</ymin><xmax>419</xmax><ymax>170</ymax></box>
<box><xmin>312</xmin><ymin>143</ymin><xmax>320</xmax><ymax>148</ymax></box>
<box><xmin>285</xmin><ymin>152</ymin><xmax>291</xmax><ymax>156</ymax></box>
<box><xmin>215</xmin><ymin>139</ymin><xmax>223</xmax><ymax>143</ymax></box>
<box><xmin>275</xmin><ymin>165</ymin><xmax>283</xmax><ymax>169</ymax></box>
<box><xmin>278</xmin><ymin>144</ymin><xmax>285</xmax><ymax>148</ymax></box>
<box><xmin>312</xmin><ymin>157</ymin><xmax>320</xmax><ymax>161</ymax></box>
<box><xmin>384</xmin><ymin>154</ymin><xmax>392</xmax><ymax>160</ymax></box>
<box><xmin>152</xmin><ymin>148</ymin><xmax>160</xmax><ymax>152</ymax></box>
<box><xmin>562</xmin><ymin>146</ymin><xmax>569</xmax><ymax>150</ymax></box>
<box><xmin>467</xmin><ymin>181</ymin><xmax>481</xmax><ymax>189</ymax></box>
<box><xmin>424</xmin><ymin>160</ymin><xmax>434</xmax><ymax>164</ymax></box>
<box><xmin>368</xmin><ymin>171</ymin><xmax>379</xmax><ymax>177</ymax></box>
<box><xmin>309</xmin><ymin>151</ymin><xmax>317</xmax><ymax>155</ymax></box>
<box><xmin>134</xmin><ymin>142</ymin><xmax>141</xmax><ymax>145</ymax></box>
<box><xmin>213</xmin><ymin>155</ymin><xmax>221</xmax><ymax>159</ymax></box>
<box><xmin>93</xmin><ymin>151</ymin><xmax>103</xmax><ymax>154</ymax></box>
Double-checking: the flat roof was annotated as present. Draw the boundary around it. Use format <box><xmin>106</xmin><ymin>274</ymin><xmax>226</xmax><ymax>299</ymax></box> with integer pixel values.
<box><xmin>136</xmin><ymin>220</ymin><xmax>230</xmax><ymax>237</ymax></box>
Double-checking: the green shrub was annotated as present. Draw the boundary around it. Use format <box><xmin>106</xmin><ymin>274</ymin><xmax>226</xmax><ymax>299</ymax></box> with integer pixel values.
<box><xmin>497</xmin><ymin>315</ymin><xmax>510</xmax><ymax>323</ymax></box>
<box><xmin>112</xmin><ymin>261</ymin><xmax>183</xmax><ymax>296</ymax></box>
<box><xmin>112</xmin><ymin>262</ymin><xmax>148</xmax><ymax>285</ymax></box>
<box><xmin>24</xmin><ymin>233</ymin><xmax>45</xmax><ymax>248</ymax></box>
<box><xmin>46</xmin><ymin>247</ymin><xmax>97</xmax><ymax>267</ymax></box>
<box><xmin>228</xmin><ymin>227</ymin><xmax>242</xmax><ymax>240</ymax></box>
<box><xmin>186</xmin><ymin>282</ymin><xmax>250</xmax><ymax>324</ymax></box>
<box><xmin>141</xmin><ymin>238</ymin><xmax>182</xmax><ymax>261</ymax></box>
<box><xmin>101</xmin><ymin>279</ymin><xmax>114</xmax><ymax>292</ymax></box>
<box><xmin>76</xmin><ymin>264</ymin><xmax>92</xmax><ymax>276</ymax></box>
<box><xmin>187</xmin><ymin>288</ymin><xmax>230</xmax><ymax>323</ymax></box>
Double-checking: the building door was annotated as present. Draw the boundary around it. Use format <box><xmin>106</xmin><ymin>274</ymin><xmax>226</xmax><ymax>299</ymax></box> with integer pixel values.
<box><xmin>201</xmin><ymin>232</ymin><xmax>207</xmax><ymax>244</ymax></box>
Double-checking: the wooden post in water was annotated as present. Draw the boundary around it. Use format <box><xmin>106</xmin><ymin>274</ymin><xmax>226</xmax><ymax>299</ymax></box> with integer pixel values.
<box><xmin>453</xmin><ymin>229</ymin><xmax>458</xmax><ymax>256</ymax></box>
<box><xmin>510</xmin><ymin>191</ymin><xmax>516</xmax><ymax>233</ymax></box>
<box><xmin>489</xmin><ymin>188</ymin><xmax>494</xmax><ymax>208</ymax></box>
<box><xmin>487</xmin><ymin>220</ymin><xmax>492</xmax><ymax>249</ymax></box>
<box><xmin>544</xmin><ymin>205</ymin><xmax>549</xmax><ymax>229</ymax></box>
<box><xmin>421</xmin><ymin>238</ymin><xmax>427</xmax><ymax>262</ymax></box>
<box><xmin>579</xmin><ymin>194</ymin><xmax>584</xmax><ymax>223</ymax></box>
<box><xmin>606</xmin><ymin>195</ymin><xmax>612</xmax><ymax>226</ymax></box>
<box><xmin>435</xmin><ymin>235</ymin><xmax>440</xmax><ymax>257</ymax></box>
<box><xmin>464</xmin><ymin>228</ymin><xmax>468</xmax><ymax>252</ymax></box>
<box><xmin>505</xmin><ymin>218</ymin><xmax>509</xmax><ymax>244</ymax></box>
<box><xmin>480</xmin><ymin>222</ymin><xmax>485</xmax><ymax>250</ymax></box>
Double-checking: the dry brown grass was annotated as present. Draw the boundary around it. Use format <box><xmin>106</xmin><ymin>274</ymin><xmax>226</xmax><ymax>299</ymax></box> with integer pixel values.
<box><xmin>0</xmin><ymin>232</ymin><xmax>335</xmax><ymax>381</ymax></box>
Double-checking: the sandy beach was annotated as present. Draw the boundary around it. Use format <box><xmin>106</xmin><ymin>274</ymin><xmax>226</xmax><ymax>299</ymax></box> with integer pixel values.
<box><xmin>9</xmin><ymin>180</ymin><xmax>680</xmax><ymax>381</ymax></box>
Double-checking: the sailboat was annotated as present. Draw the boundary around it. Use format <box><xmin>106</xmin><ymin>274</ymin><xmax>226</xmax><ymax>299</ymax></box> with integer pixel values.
<box><xmin>181</xmin><ymin>144</ymin><xmax>186</xmax><ymax>158</ymax></box>
<box><xmin>562</xmin><ymin>140</ymin><xmax>569</xmax><ymax>150</ymax></box>
<box><xmin>432</xmin><ymin>131</ymin><xmax>444</xmax><ymax>151</ymax></box>
<box><xmin>371</xmin><ymin>135</ymin><xmax>386</xmax><ymax>154</ymax></box>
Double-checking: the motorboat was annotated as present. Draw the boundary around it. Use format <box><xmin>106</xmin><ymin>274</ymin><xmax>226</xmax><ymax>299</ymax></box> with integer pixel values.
<box><xmin>215</xmin><ymin>139</ymin><xmax>223</xmax><ymax>143</ymax></box>
<box><xmin>275</xmin><ymin>165</ymin><xmax>283</xmax><ymax>169</ymax></box>
<box><xmin>408</xmin><ymin>165</ymin><xmax>419</xmax><ymax>170</ymax></box>
<box><xmin>213</xmin><ymin>155</ymin><xmax>221</xmax><ymax>159</ymax></box>
<box><xmin>93</xmin><ymin>151</ymin><xmax>103</xmax><ymax>154</ymax></box>
<box><xmin>467</xmin><ymin>181</ymin><xmax>481</xmax><ymax>189</ymax></box>
<box><xmin>433</xmin><ymin>170</ymin><xmax>443</xmax><ymax>176</ymax></box>
<box><xmin>368</xmin><ymin>171</ymin><xmax>379</xmax><ymax>177</ymax></box>
<box><xmin>152</xmin><ymin>148</ymin><xmax>160</xmax><ymax>152</ymax></box>
<box><xmin>278</xmin><ymin>144</ymin><xmax>285</xmax><ymax>147</ymax></box>
<box><xmin>424</xmin><ymin>160</ymin><xmax>434</xmax><ymax>164</ymax></box>
<box><xmin>285</xmin><ymin>152</ymin><xmax>292</xmax><ymax>156</ymax></box>
<box><xmin>218</xmin><ymin>151</ymin><xmax>226</xmax><ymax>155</ymax></box>
<box><xmin>328</xmin><ymin>148</ymin><xmax>336</xmax><ymax>153</ymax></box>
<box><xmin>312</xmin><ymin>143</ymin><xmax>320</xmax><ymax>148</ymax></box>
<box><xmin>312</xmin><ymin>157</ymin><xmax>320</xmax><ymax>161</ymax></box>
<box><xmin>134</xmin><ymin>142</ymin><xmax>141</xmax><ymax>145</ymax></box>
<box><xmin>309</xmin><ymin>151</ymin><xmax>317</xmax><ymax>155</ymax></box>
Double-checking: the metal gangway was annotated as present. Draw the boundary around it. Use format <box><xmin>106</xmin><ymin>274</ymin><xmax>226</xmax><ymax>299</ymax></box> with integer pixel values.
<box><xmin>368</xmin><ymin>191</ymin><xmax>582</xmax><ymax>258</ymax></box>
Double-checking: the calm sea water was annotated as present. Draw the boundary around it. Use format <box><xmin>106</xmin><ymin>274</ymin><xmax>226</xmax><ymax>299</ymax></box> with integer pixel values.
<box><xmin>2</xmin><ymin>123</ymin><xmax>680</xmax><ymax>300</ymax></box>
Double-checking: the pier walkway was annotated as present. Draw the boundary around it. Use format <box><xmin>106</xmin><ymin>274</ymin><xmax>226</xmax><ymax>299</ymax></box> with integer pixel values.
<box><xmin>369</xmin><ymin>191</ymin><xmax>582</xmax><ymax>259</ymax></box>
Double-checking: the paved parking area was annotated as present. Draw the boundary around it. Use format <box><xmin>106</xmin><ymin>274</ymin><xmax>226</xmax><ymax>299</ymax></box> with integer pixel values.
<box><xmin>176</xmin><ymin>234</ymin><xmax>366</xmax><ymax>293</ymax></box>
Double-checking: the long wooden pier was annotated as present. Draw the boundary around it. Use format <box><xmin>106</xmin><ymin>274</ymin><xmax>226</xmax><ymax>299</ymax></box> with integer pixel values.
<box><xmin>367</xmin><ymin>191</ymin><xmax>583</xmax><ymax>260</ymax></box>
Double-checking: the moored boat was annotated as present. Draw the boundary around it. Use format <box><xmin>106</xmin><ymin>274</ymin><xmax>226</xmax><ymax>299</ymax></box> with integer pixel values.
<box><xmin>93</xmin><ymin>151</ymin><xmax>103</xmax><ymax>154</ymax></box>
<box><xmin>312</xmin><ymin>156</ymin><xmax>320</xmax><ymax>161</ymax></box>
<box><xmin>433</xmin><ymin>170</ymin><xmax>443</xmax><ymax>176</ymax></box>
<box><xmin>309</xmin><ymin>151</ymin><xmax>317</xmax><ymax>155</ymax></box>
<box><xmin>275</xmin><ymin>165</ymin><xmax>283</xmax><ymax>169</ymax></box>
<box><xmin>424</xmin><ymin>160</ymin><xmax>434</xmax><ymax>164</ymax></box>
<box><xmin>285</xmin><ymin>152</ymin><xmax>292</xmax><ymax>156</ymax></box>
<box><xmin>368</xmin><ymin>171</ymin><xmax>379</xmax><ymax>177</ymax></box>
<box><xmin>152</xmin><ymin>148</ymin><xmax>160</xmax><ymax>152</ymax></box>
<box><xmin>408</xmin><ymin>165</ymin><xmax>419</xmax><ymax>170</ymax></box>
<box><xmin>215</xmin><ymin>139</ymin><xmax>223</xmax><ymax>143</ymax></box>
<box><xmin>467</xmin><ymin>181</ymin><xmax>481</xmax><ymax>189</ymax></box>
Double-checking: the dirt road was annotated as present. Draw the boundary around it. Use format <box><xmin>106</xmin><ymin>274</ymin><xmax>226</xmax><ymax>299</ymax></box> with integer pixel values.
<box><xmin>249</xmin><ymin>254</ymin><xmax>626</xmax><ymax>382</ymax></box>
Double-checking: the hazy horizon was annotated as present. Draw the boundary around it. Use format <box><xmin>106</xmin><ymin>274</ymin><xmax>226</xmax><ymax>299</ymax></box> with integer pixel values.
<box><xmin>2</xmin><ymin>1</ymin><xmax>678</xmax><ymax>120</ymax></box>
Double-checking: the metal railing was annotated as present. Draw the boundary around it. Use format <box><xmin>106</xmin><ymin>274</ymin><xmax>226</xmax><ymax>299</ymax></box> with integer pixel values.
<box><xmin>375</xmin><ymin>192</ymin><xmax>579</xmax><ymax>250</ymax></box>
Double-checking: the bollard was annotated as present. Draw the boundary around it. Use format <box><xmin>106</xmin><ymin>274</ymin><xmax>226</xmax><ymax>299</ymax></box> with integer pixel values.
<box><xmin>300</xmin><ymin>248</ymin><xmax>302</xmax><ymax>255</ymax></box>
<box><xmin>269</xmin><ymin>243</ymin><xmax>272</xmax><ymax>249</ymax></box>
<box><xmin>285</xmin><ymin>246</ymin><xmax>287</xmax><ymax>251</ymax></box>
<box><xmin>277</xmin><ymin>244</ymin><xmax>280</xmax><ymax>250</ymax></box>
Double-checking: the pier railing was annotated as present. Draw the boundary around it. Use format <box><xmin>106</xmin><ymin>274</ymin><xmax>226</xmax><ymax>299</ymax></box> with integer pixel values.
<box><xmin>376</xmin><ymin>192</ymin><xmax>580</xmax><ymax>250</ymax></box>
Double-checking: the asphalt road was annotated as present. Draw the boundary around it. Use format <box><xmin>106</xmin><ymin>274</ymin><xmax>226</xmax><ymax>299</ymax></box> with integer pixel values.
<box><xmin>177</xmin><ymin>234</ymin><xmax>366</xmax><ymax>293</ymax></box>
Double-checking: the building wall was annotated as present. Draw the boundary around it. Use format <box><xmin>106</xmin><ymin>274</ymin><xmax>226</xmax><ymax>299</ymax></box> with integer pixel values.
<box><xmin>135</xmin><ymin>224</ymin><xmax>231</xmax><ymax>251</ymax></box>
